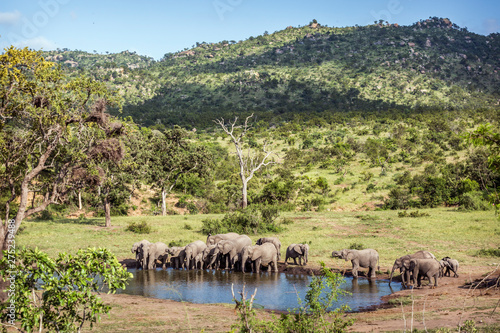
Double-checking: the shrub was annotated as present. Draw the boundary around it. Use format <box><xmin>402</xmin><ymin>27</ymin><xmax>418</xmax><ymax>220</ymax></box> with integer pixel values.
<box><xmin>201</xmin><ymin>205</ymin><xmax>285</xmax><ymax>235</ymax></box>
<box><xmin>0</xmin><ymin>247</ymin><xmax>131</xmax><ymax>333</ymax></box>
<box><xmin>348</xmin><ymin>242</ymin><xmax>364</xmax><ymax>250</ymax></box>
<box><xmin>476</xmin><ymin>247</ymin><xmax>500</xmax><ymax>257</ymax></box>
<box><xmin>125</xmin><ymin>220</ymin><xmax>152</xmax><ymax>234</ymax></box>
<box><xmin>457</xmin><ymin>191</ymin><xmax>491</xmax><ymax>211</ymax></box>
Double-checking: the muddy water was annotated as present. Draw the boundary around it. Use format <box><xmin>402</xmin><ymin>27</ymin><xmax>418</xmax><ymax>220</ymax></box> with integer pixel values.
<box><xmin>119</xmin><ymin>269</ymin><xmax>402</xmax><ymax>311</ymax></box>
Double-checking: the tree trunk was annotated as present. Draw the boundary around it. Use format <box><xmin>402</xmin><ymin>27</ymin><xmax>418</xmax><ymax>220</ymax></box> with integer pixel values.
<box><xmin>104</xmin><ymin>197</ymin><xmax>111</xmax><ymax>228</ymax></box>
<box><xmin>241</xmin><ymin>179</ymin><xmax>248</xmax><ymax>209</ymax></box>
<box><xmin>161</xmin><ymin>189</ymin><xmax>167</xmax><ymax>216</ymax></box>
<box><xmin>78</xmin><ymin>191</ymin><xmax>82</xmax><ymax>210</ymax></box>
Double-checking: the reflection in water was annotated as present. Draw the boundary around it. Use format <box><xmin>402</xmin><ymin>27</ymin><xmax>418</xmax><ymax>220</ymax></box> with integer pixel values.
<box><xmin>120</xmin><ymin>268</ymin><xmax>401</xmax><ymax>311</ymax></box>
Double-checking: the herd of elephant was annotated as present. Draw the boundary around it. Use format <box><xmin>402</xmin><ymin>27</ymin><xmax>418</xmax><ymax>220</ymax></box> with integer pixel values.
<box><xmin>131</xmin><ymin>233</ymin><xmax>459</xmax><ymax>288</ymax></box>
<box><xmin>131</xmin><ymin>233</ymin><xmax>309</xmax><ymax>274</ymax></box>
<box><xmin>331</xmin><ymin>248</ymin><xmax>459</xmax><ymax>288</ymax></box>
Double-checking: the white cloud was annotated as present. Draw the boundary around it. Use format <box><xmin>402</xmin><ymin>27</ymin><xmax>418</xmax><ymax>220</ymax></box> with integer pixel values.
<box><xmin>483</xmin><ymin>18</ymin><xmax>500</xmax><ymax>35</ymax></box>
<box><xmin>13</xmin><ymin>36</ymin><xmax>57</xmax><ymax>51</ymax></box>
<box><xmin>0</xmin><ymin>11</ymin><xmax>22</xmax><ymax>25</ymax></box>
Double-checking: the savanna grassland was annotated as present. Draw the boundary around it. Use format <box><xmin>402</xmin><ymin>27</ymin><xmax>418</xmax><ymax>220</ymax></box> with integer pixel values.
<box><xmin>3</xmin><ymin>17</ymin><xmax>500</xmax><ymax>333</ymax></box>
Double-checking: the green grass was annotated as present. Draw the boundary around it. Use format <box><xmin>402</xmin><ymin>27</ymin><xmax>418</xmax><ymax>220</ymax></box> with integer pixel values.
<box><xmin>17</xmin><ymin>208</ymin><xmax>499</xmax><ymax>270</ymax></box>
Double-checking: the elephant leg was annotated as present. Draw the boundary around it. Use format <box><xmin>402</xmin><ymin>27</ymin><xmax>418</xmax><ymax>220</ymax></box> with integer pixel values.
<box><xmin>255</xmin><ymin>258</ymin><xmax>262</xmax><ymax>273</ymax></box>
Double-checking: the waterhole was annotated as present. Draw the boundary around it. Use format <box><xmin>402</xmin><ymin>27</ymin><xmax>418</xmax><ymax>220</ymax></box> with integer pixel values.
<box><xmin>119</xmin><ymin>268</ymin><xmax>402</xmax><ymax>311</ymax></box>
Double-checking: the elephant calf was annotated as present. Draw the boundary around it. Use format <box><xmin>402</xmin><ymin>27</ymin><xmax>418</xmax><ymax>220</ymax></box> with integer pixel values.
<box><xmin>332</xmin><ymin>248</ymin><xmax>379</xmax><ymax>279</ymax></box>
<box><xmin>285</xmin><ymin>244</ymin><xmax>309</xmax><ymax>266</ymax></box>
<box><xmin>440</xmin><ymin>257</ymin><xmax>459</xmax><ymax>277</ymax></box>
<box><xmin>256</xmin><ymin>237</ymin><xmax>282</xmax><ymax>261</ymax></box>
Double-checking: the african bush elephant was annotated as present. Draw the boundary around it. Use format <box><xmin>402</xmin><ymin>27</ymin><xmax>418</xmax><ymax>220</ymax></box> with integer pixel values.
<box><xmin>407</xmin><ymin>258</ymin><xmax>440</xmax><ymax>288</ymax></box>
<box><xmin>285</xmin><ymin>244</ymin><xmax>309</xmax><ymax>266</ymax></box>
<box><xmin>241</xmin><ymin>243</ymin><xmax>278</xmax><ymax>273</ymax></box>
<box><xmin>389</xmin><ymin>250</ymin><xmax>435</xmax><ymax>286</ymax></box>
<box><xmin>206</xmin><ymin>232</ymin><xmax>240</xmax><ymax>246</ymax></box>
<box><xmin>440</xmin><ymin>257</ymin><xmax>459</xmax><ymax>277</ymax></box>
<box><xmin>256</xmin><ymin>237</ymin><xmax>282</xmax><ymax>260</ymax></box>
<box><xmin>168</xmin><ymin>246</ymin><xmax>186</xmax><ymax>269</ymax></box>
<box><xmin>184</xmin><ymin>240</ymin><xmax>207</xmax><ymax>270</ymax></box>
<box><xmin>214</xmin><ymin>235</ymin><xmax>252</xmax><ymax>271</ymax></box>
<box><xmin>131</xmin><ymin>239</ymin><xmax>151</xmax><ymax>269</ymax></box>
<box><xmin>202</xmin><ymin>244</ymin><xmax>219</xmax><ymax>269</ymax></box>
<box><xmin>144</xmin><ymin>242</ymin><xmax>169</xmax><ymax>270</ymax></box>
<box><xmin>332</xmin><ymin>248</ymin><xmax>379</xmax><ymax>279</ymax></box>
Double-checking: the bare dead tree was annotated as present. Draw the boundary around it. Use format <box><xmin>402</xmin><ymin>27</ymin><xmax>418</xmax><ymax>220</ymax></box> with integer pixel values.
<box><xmin>214</xmin><ymin>114</ymin><xmax>278</xmax><ymax>208</ymax></box>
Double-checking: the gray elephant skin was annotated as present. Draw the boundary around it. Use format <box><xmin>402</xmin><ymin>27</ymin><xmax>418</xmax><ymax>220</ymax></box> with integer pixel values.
<box><xmin>206</xmin><ymin>232</ymin><xmax>240</xmax><ymax>246</ymax></box>
<box><xmin>285</xmin><ymin>243</ymin><xmax>309</xmax><ymax>265</ymax></box>
<box><xmin>214</xmin><ymin>235</ymin><xmax>252</xmax><ymax>271</ymax></box>
<box><xmin>440</xmin><ymin>257</ymin><xmax>459</xmax><ymax>277</ymax></box>
<box><xmin>143</xmin><ymin>242</ymin><xmax>169</xmax><ymax>270</ymax></box>
<box><xmin>202</xmin><ymin>244</ymin><xmax>219</xmax><ymax>269</ymax></box>
<box><xmin>406</xmin><ymin>258</ymin><xmax>440</xmax><ymax>288</ymax></box>
<box><xmin>168</xmin><ymin>246</ymin><xmax>186</xmax><ymax>269</ymax></box>
<box><xmin>241</xmin><ymin>243</ymin><xmax>279</xmax><ymax>273</ymax></box>
<box><xmin>256</xmin><ymin>237</ymin><xmax>282</xmax><ymax>260</ymax></box>
<box><xmin>131</xmin><ymin>239</ymin><xmax>151</xmax><ymax>269</ymax></box>
<box><xmin>184</xmin><ymin>240</ymin><xmax>207</xmax><ymax>270</ymax></box>
<box><xmin>332</xmin><ymin>248</ymin><xmax>379</xmax><ymax>279</ymax></box>
<box><xmin>389</xmin><ymin>250</ymin><xmax>435</xmax><ymax>286</ymax></box>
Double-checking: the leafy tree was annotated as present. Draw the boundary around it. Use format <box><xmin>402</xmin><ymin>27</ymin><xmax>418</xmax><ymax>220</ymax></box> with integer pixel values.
<box><xmin>147</xmin><ymin>126</ymin><xmax>212</xmax><ymax>215</ymax></box>
<box><xmin>467</xmin><ymin>123</ymin><xmax>500</xmax><ymax>214</ymax></box>
<box><xmin>214</xmin><ymin>114</ymin><xmax>278</xmax><ymax>208</ymax></box>
<box><xmin>0</xmin><ymin>247</ymin><xmax>131</xmax><ymax>332</ymax></box>
<box><xmin>0</xmin><ymin>47</ymin><xmax>118</xmax><ymax>251</ymax></box>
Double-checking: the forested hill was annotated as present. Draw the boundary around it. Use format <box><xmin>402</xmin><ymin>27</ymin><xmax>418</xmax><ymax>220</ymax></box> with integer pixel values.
<box><xmin>44</xmin><ymin>17</ymin><xmax>500</xmax><ymax>129</ymax></box>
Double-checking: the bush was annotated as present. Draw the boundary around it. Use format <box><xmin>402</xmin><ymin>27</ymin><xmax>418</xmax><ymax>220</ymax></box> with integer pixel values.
<box><xmin>348</xmin><ymin>242</ymin><xmax>364</xmax><ymax>250</ymax></box>
<box><xmin>0</xmin><ymin>247</ymin><xmax>131</xmax><ymax>332</ymax></box>
<box><xmin>201</xmin><ymin>205</ymin><xmax>286</xmax><ymax>235</ymax></box>
<box><xmin>125</xmin><ymin>220</ymin><xmax>152</xmax><ymax>234</ymax></box>
<box><xmin>476</xmin><ymin>247</ymin><xmax>500</xmax><ymax>257</ymax></box>
<box><xmin>457</xmin><ymin>191</ymin><xmax>490</xmax><ymax>211</ymax></box>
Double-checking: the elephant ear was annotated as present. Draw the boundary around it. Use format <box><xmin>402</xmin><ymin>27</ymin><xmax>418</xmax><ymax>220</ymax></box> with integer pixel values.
<box><xmin>293</xmin><ymin>244</ymin><xmax>303</xmax><ymax>255</ymax></box>
<box><xmin>346</xmin><ymin>251</ymin><xmax>354</xmax><ymax>261</ymax></box>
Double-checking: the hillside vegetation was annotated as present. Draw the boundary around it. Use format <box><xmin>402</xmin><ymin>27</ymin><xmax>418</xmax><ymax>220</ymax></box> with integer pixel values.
<box><xmin>43</xmin><ymin>17</ymin><xmax>500</xmax><ymax>129</ymax></box>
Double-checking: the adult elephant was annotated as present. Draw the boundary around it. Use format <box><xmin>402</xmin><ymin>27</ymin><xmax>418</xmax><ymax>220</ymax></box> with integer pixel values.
<box><xmin>389</xmin><ymin>250</ymin><xmax>435</xmax><ymax>287</ymax></box>
<box><xmin>168</xmin><ymin>246</ymin><xmax>186</xmax><ymax>269</ymax></box>
<box><xmin>285</xmin><ymin>244</ymin><xmax>309</xmax><ymax>266</ymax></box>
<box><xmin>202</xmin><ymin>244</ymin><xmax>219</xmax><ymax>270</ymax></box>
<box><xmin>184</xmin><ymin>240</ymin><xmax>207</xmax><ymax>270</ymax></box>
<box><xmin>332</xmin><ymin>248</ymin><xmax>379</xmax><ymax>279</ymax></box>
<box><xmin>241</xmin><ymin>243</ymin><xmax>278</xmax><ymax>273</ymax></box>
<box><xmin>407</xmin><ymin>258</ymin><xmax>440</xmax><ymax>288</ymax></box>
<box><xmin>256</xmin><ymin>237</ymin><xmax>282</xmax><ymax>260</ymax></box>
<box><xmin>206</xmin><ymin>232</ymin><xmax>240</xmax><ymax>246</ymax></box>
<box><xmin>144</xmin><ymin>242</ymin><xmax>169</xmax><ymax>270</ymax></box>
<box><xmin>131</xmin><ymin>239</ymin><xmax>151</xmax><ymax>269</ymax></box>
<box><xmin>214</xmin><ymin>235</ymin><xmax>252</xmax><ymax>271</ymax></box>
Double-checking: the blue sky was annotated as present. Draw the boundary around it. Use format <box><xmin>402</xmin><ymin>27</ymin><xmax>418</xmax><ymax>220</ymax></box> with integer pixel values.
<box><xmin>1</xmin><ymin>0</ymin><xmax>499</xmax><ymax>60</ymax></box>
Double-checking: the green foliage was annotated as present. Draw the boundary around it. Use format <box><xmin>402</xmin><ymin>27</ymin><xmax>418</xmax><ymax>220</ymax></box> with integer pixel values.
<box><xmin>397</xmin><ymin>210</ymin><xmax>430</xmax><ymax>218</ymax></box>
<box><xmin>348</xmin><ymin>242</ymin><xmax>364</xmax><ymax>250</ymax></box>
<box><xmin>125</xmin><ymin>220</ymin><xmax>152</xmax><ymax>234</ymax></box>
<box><xmin>476</xmin><ymin>247</ymin><xmax>500</xmax><ymax>257</ymax></box>
<box><xmin>0</xmin><ymin>247</ymin><xmax>131</xmax><ymax>332</ymax></box>
<box><xmin>232</xmin><ymin>262</ymin><xmax>353</xmax><ymax>333</ymax></box>
<box><xmin>387</xmin><ymin>296</ymin><xmax>413</xmax><ymax>307</ymax></box>
<box><xmin>201</xmin><ymin>205</ymin><xmax>286</xmax><ymax>235</ymax></box>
